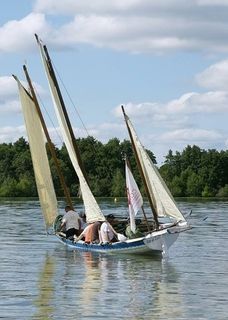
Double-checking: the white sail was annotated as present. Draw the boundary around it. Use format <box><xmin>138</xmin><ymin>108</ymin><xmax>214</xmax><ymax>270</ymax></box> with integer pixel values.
<box><xmin>38</xmin><ymin>41</ymin><xmax>105</xmax><ymax>223</ymax></box>
<box><xmin>125</xmin><ymin>159</ymin><xmax>143</xmax><ymax>232</ymax></box>
<box><xmin>125</xmin><ymin>115</ymin><xmax>185</xmax><ymax>222</ymax></box>
<box><xmin>16</xmin><ymin>79</ymin><xmax>58</xmax><ymax>229</ymax></box>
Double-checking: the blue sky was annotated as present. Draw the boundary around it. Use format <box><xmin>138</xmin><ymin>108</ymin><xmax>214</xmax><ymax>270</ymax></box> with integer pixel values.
<box><xmin>1</xmin><ymin>0</ymin><xmax>228</xmax><ymax>164</ymax></box>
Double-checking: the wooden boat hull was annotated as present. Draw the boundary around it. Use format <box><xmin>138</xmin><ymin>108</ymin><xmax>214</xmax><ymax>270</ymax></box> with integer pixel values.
<box><xmin>56</xmin><ymin>227</ymin><xmax>180</xmax><ymax>255</ymax></box>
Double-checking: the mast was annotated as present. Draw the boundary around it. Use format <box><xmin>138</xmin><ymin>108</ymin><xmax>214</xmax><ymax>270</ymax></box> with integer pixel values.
<box><xmin>35</xmin><ymin>34</ymin><xmax>89</xmax><ymax>184</ymax></box>
<box><xmin>21</xmin><ymin>65</ymin><xmax>73</xmax><ymax>209</ymax></box>
<box><xmin>122</xmin><ymin>105</ymin><xmax>159</xmax><ymax>229</ymax></box>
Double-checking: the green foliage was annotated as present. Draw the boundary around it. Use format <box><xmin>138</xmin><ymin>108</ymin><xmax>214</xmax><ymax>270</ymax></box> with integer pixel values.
<box><xmin>186</xmin><ymin>172</ymin><xmax>203</xmax><ymax>196</ymax></box>
<box><xmin>168</xmin><ymin>176</ymin><xmax>184</xmax><ymax>197</ymax></box>
<box><xmin>0</xmin><ymin>177</ymin><xmax>19</xmax><ymax>197</ymax></box>
<box><xmin>111</xmin><ymin>169</ymin><xmax>125</xmax><ymax>197</ymax></box>
<box><xmin>216</xmin><ymin>184</ymin><xmax>228</xmax><ymax>197</ymax></box>
<box><xmin>0</xmin><ymin>136</ymin><xmax>156</xmax><ymax>198</ymax></box>
<box><xmin>202</xmin><ymin>185</ymin><xmax>214</xmax><ymax>197</ymax></box>
<box><xmin>1</xmin><ymin>138</ymin><xmax>228</xmax><ymax>198</ymax></box>
<box><xmin>160</xmin><ymin>145</ymin><xmax>228</xmax><ymax>197</ymax></box>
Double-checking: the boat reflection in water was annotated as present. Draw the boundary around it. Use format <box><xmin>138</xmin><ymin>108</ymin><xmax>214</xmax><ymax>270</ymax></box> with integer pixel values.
<box><xmin>32</xmin><ymin>249</ymin><xmax>184</xmax><ymax>319</ymax></box>
<box><xmin>32</xmin><ymin>254</ymin><xmax>55</xmax><ymax>320</ymax></box>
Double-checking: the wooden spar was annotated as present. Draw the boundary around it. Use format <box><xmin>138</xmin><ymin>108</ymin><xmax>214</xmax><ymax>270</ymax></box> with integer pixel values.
<box><xmin>121</xmin><ymin>105</ymin><xmax>159</xmax><ymax>229</ymax></box>
<box><xmin>21</xmin><ymin>65</ymin><xmax>74</xmax><ymax>209</ymax></box>
<box><xmin>34</xmin><ymin>34</ymin><xmax>89</xmax><ymax>185</ymax></box>
<box><xmin>125</xmin><ymin>157</ymin><xmax>151</xmax><ymax>232</ymax></box>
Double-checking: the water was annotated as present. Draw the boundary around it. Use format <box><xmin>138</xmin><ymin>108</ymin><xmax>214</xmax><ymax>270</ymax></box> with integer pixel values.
<box><xmin>0</xmin><ymin>198</ymin><xmax>228</xmax><ymax>320</ymax></box>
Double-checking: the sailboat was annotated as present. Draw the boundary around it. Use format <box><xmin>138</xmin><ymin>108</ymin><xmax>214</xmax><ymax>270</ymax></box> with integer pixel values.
<box><xmin>14</xmin><ymin>35</ymin><xmax>190</xmax><ymax>255</ymax></box>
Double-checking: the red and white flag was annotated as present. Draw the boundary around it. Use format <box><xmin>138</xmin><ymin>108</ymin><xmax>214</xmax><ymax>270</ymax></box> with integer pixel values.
<box><xmin>125</xmin><ymin>160</ymin><xmax>143</xmax><ymax>232</ymax></box>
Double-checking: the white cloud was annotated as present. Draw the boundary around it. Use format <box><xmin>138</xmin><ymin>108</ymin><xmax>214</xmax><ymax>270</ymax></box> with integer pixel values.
<box><xmin>34</xmin><ymin>0</ymin><xmax>228</xmax><ymax>15</ymax></box>
<box><xmin>0</xmin><ymin>76</ymin><xmax>47</xmax><ymax>116</ymax></box>
<box><xmin>0</xmin><ymin>77</ymin><xmax>21</xmax><ymax>115</ymax></box>
<box><xmin>113</xmin><ymin>88</ymin><xmax>228</xmax><ymax>129</ymax></box>
<box><xmin>33</xmin><ymin>0</ymin><xmax>228</xmax><ymax>54</ymax></box>
<box><xmin>34</xmin><ymin>0</ymin><xmax>186</xmax><ymax>15</ymax></box>
<box><xmin>0</xmin><ymin>125</ymin><xmax>26</xmax><ymax>143</ymax></box>
<box><xmin>85</xmin><ymin>122</ymin><xmax>125</xmax><ymax>142</ymax></box>
<box><xmin>197</xmin><ymin>0</ymin><xmax>228</xmax><ymax>5</ymax></box>
<box><xmin>0</xmin><ymin>13</ymin><xmax>50</xmax><ymax>53</ymax></box>
<box><xmin>54</xmin><ymin>14</ymin><xmax>228</xmax><ymax>54</ymax></box>
<box><xmin>196</xmin><ymin>60</ymin><xmax>228</xmax><ymax>90</ymax></box>
<box><xmin>46</xmin><ymin>122</ymin><xmax>125</xmax><ymax>147</ymax></box>
<box><xmin>166</xmin><ymin>91</ymin><xmax>228</xmax><ymax>113</ymax></box>
<box><xmin>114</xmin><ymin>102</ymin><xmax>160</xmax><ymax>119</ymax></box>
<box><xmin>0</xmin><ymin>2</ymin><xmax>227</xmax><ymax>54</ymax></box>
<box><xmin>0</xmin><ymin>76</ymin><xmax>18</xmax><ymax>99</ymax></box>
<box><xmin>159</xmin><ymin>128</ymin><xmax>222</xmax><ymax>143</ymax></box>
<box><xmin>145</xmin><ymin>127</ymin><xmax>225</xmax><ymax>163</ymax></box>
<box><xmin>0</xmin><ymin>100</ymin><xmax>21</xmax><ymax>115</ymax></box>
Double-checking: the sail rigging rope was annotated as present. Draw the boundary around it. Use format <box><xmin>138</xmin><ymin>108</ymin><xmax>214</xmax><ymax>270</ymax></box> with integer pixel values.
<box><xmin>34</xmin><ymin>86</ymin><xmax>64</xmax><ymax>145</ymax></box>
<box><xmin>52</xmin><ymin>61</ymin><xmax>91</xmax><ymax>137</ymax></box>
<box><xmin>50</xmin><ymin>60</ymin><xmax>99</xmax><ymax>156</ymax></box>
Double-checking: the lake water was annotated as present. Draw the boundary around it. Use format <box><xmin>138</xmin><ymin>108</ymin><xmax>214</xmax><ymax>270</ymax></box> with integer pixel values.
<box><xmin>0</xmin><ymin>198</ymin><xmax>228</xmax><ymax>320</ymax></box>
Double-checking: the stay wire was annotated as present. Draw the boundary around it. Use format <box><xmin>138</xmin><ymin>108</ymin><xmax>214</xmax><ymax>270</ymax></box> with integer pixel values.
<box><xmin>48</xmin><ymin>59</ymin><xmax>116</xmax><ymax>183</ymax></box>
<box><xmin>52</xmin><ymin>62</ymin><xmax>91</xmax><ymax>137</ymax></box>
<box><xmin>34</xmin><ymin>85</ymin><xmax>64</xmax><ymax>146</ymax></box>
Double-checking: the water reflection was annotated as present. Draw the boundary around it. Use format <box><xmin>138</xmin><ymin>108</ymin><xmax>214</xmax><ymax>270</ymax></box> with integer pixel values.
<box><xmin>32</xmin><ymin>254</ymin><xmax>55</xmax><ymax>319</ymax></box>
<box><xmin>2</xmin><ymin>199</ymin><xmax>228</xmax><ymax>319</ymax></box>
<box><xmin>81</xmin><ymin>252</ymin><xmax>104</xmax><ymax>317</ymax></box>
<box><xmin>48</xmin><ymin>250</ymin><xmax>182</xmax><ymax>319</ymax></box>
<box><xmin>32</xmin><ymin>249</ymin><xmax>183</xmax><ymax>319</ymax></box>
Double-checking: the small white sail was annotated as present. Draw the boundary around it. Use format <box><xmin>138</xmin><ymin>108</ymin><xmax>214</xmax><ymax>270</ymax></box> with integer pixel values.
<box><xmin>125</xmin><ymin>159</ymin><xmax>143</xmax><ymax>232</ymax></box>
<box><xmin>38</xmin><ymin>41</ymin><xmax>105</xmax><ymax>223</ymax></box>
<box><xmin>16</xmin><ymin>79</ymin><xmax>58</xmax><ymax>229</ymax></box>
<box><xmin>125</xmin><ymin>115</ymin><xmax>185</xmax><ymax>222</ymax></box>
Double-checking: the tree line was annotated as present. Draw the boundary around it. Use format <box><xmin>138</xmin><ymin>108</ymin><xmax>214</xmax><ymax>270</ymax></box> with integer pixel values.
<box><xmin>0</xmin><ymin>137</ymin><xmax>228</xmax><ymax>198</ymax></box>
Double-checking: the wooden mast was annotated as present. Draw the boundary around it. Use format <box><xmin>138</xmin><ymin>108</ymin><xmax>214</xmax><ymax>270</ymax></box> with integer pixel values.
<box><xmin>122</xmin><ymin>105</ymin><xmax>159</xmax><ymax>229</ymax></box>
<box><xmin>35</xmin><ymin>34</ymin><xmax>89</xmax><ymax>184</ymax></box>
<box><xmin>19</xmin><ymin>65</ymin><xmax>73</xmax><ymax>209</ymax></box>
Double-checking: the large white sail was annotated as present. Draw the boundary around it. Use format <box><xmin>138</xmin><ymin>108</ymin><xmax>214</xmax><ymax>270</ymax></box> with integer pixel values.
<box><xmin>16</xmin><ymin>79</ymin><xmax>58</xmax><ymax>229</ymax></box>
<box><xmin>125</xmin><ymin>115</ymin><xmax>185</xmax><ymax>222</ymax></box>
<box><xmin>38</xmin><ymin>41</ymin><xmax>105</xmax><ymax>223</ymax></box>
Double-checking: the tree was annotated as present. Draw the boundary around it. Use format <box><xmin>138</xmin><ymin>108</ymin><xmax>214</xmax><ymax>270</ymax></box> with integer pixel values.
<box><xmin>169</xmin><ymin>176</ymin><xmax>184</xmax><ymax>197</ymax></box>
<box><xmin>1</xmin><ymin>137</ymin><xmax>228</xmax><ymax>198</ymax></box>
<box><xmin>111</xmin><ymin>169</ymin><xmax>125</xmax><ymax>197</ymax></box>
<box><xmin>186</xmin><ymin>172</ymin><xmax>203</xmax><ymax>196</ymax></box>
<box><xmin>217</xmin><ymin>184</ymin><xmax>228</xmax><ymax>197</ymax></box>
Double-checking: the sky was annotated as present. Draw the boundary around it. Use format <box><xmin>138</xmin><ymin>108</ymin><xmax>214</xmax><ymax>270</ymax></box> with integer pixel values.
<box><xmin>1</xmin><ymin>0</ymin><xmax>228</xmax><ymax>164</ymax></box>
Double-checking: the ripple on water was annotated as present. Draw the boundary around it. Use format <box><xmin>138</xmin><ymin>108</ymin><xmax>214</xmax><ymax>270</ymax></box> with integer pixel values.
<box><xmin>0</xmin><ymin>199</ymin><xmax>228</xmax><ymax>319</ymax></box>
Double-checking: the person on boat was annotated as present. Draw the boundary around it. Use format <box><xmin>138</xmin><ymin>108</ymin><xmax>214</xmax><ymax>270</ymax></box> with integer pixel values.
<box><xmin>60</xmin><ymin>205</ymin><xmax>81</xmax><ymax>239</ymax></box>
<box><xmin>99</xmin><ymin>214</ymin><xmax>118</xmax><ymax>244</ymax></box>
<box><xmin>79</xmin><ymin>212</ymin><xmax>87</xmax><ymax>230</ymax></box>
<box><xmin>74</xmin><ymin>221</ymin><xmax>101</xmax><ymax>244</ymax></box>
<box><xmin>74</xmin><ymin>223</ymin><xmax>94</xmax><ymax>243</ymax></box>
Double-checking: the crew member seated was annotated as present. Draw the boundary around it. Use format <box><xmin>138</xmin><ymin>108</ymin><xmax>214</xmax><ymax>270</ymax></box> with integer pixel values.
<box><xmin>99</xmin><ymin>214</ymin><xmax>118</xmax><ymax>244</ymax></box>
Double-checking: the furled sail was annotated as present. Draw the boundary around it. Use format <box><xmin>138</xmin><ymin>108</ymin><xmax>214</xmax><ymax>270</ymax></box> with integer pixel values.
<box><xmin>125</xmin><ymin>159</ymin><xmax>143</xmax><ymax>232</ymax></box>
<box><xmin>37</xmin><ymin>39</ymin><xmax>105</xmax><ymax>223</ymax></box>
<box><xmin>125</xmin><ymin>114</ymin><xmax>185</xmax><ymax>222</ymax></box>
<box><xmin>16</xmin><ymin>79</ymin><xmax>58</xmax><ymax>229</ymax></box>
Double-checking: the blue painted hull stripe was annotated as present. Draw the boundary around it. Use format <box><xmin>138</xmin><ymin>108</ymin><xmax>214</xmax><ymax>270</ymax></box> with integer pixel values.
<box><xmin>57</xmin><ymin>236</ymin><xmax>160</xmax><ymax>253</ymax></box>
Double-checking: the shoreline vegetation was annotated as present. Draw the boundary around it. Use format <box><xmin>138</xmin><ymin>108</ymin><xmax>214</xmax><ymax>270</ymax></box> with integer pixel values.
<box><xmin>1</xmin><ymin>136</ymin><xmax>228</xmax><ymax>198</ymax></box>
